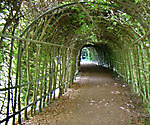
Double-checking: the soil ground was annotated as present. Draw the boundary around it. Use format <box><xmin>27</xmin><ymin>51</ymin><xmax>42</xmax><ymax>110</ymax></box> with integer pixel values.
<box><xmin>24</xmin><ymin>64</ymin><xmax>150</xmax><ymax>125</ymax></box>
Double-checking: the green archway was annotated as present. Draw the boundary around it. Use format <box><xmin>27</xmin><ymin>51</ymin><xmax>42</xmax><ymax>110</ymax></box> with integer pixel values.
<box><xmin>0</xmin><ymin>1</ymin><xmax>149</xmax><ymax>124</ymax></box>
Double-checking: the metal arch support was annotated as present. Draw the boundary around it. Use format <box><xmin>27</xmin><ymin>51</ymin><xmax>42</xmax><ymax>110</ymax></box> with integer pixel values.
<box><xmin>20</xmin><ymin>1</ymin><xmax>119</xmax><ymax>37</ymax></box>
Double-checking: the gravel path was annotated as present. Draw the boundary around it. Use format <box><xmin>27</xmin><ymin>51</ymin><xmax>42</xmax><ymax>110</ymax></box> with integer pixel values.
<box><xmin>25</xmin><ymin>64</ymin><xmax>149</xmax><ymax>125</ymax></box>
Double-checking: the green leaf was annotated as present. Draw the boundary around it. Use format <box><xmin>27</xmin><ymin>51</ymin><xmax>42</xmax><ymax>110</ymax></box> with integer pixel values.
<box><xmin>135</xmin><ymin>0</ymin><xmax>139</xmax><ymax>3</ymax></box>
<box><xmin>113</xmin><ymin>22</ymin><xmax>117</xmax><ymax>26</ymax></box>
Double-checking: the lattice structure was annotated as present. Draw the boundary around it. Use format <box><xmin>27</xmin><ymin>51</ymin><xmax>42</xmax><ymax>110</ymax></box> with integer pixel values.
<box><xmin>0</xmin><ymin>0</ymin><xmax>150</xmax><ymax>124</ymax></box>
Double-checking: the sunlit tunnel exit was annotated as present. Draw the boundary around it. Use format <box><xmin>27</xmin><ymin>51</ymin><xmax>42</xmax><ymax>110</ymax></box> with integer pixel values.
<box><xmin>80</xmin><ymin>46</ymin><xmax>99</xmax><ymax>65</ymax></box>
<box><xmin>79</xmin><ymin>44</ymin><xmax>113</xmax><ymax>72</ymax></box>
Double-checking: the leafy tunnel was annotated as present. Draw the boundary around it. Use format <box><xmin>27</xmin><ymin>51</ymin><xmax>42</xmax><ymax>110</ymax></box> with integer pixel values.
<box><xmin>78</xmin><ymin>44</ymin><xmax>113</xmax><ymax>70</ymax></box>
<box><xmin>0</xmin><ymin>0</ymin><xmax>150</xmax><ymax>124</ymax></box>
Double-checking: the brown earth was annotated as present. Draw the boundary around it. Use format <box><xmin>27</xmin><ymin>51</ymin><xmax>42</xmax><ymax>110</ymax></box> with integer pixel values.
<box><xmin>24</xmin><ymin>64</ymin><xmax>150</xmax><ymax>125</ymax></box>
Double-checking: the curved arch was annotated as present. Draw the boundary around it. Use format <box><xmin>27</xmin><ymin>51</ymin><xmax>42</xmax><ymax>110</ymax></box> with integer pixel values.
<box><xmin>78</xmin><ymin>43</ymin><xmax>113</xmax><ymax>70</ymax></box>
<box><xmin>20</xmin><ymin>1</ymin><xmax>121</xmax><ymax>37</ymax></box>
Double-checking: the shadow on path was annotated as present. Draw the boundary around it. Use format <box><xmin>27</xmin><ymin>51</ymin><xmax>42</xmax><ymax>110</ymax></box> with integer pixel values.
<box><xmin>25</xmin><ymin>64</ymin><xmax>149</xmax><ymax>125</ymax></box>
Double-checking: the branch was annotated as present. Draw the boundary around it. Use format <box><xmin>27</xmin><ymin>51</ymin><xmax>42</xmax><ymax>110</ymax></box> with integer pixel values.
<box><xmin>0</xmin><ymin>33</ymin><xmax>74</xmax><ymax>49</ymax></box>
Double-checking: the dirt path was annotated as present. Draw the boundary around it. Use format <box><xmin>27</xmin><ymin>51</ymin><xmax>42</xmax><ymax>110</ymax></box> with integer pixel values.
<box><xmin>25</xmin><ymin>64</ymin><xmax>149</xmax><ymax>125</ymax></box>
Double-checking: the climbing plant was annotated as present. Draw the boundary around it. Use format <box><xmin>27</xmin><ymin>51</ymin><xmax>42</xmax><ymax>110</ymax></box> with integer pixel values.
<box><xmin>0</xmin><ymin>0</ymin><xmax>150</xmax><ymax>124</ymax></box>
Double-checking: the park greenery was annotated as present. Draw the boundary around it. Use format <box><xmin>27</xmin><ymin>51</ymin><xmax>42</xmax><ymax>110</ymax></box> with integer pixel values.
<box><xmin>0</xmin><ymin>0</ymin><xmax>150</xmax><ymax>124</ymax></box>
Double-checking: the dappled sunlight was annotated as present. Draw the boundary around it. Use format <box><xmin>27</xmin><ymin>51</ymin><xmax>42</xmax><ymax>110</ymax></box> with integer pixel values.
<box><xmin>25</xmin><ymin>64</ymin><xmax>149</xmax><ymax>125</ymax></box>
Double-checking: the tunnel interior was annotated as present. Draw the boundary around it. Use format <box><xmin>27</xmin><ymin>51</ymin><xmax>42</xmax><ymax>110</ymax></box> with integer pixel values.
<box><xmin>79</xmin><ymin>44</ymin><xmax>114</xmax><ymax>72</ymax></box>
<box><xmin>0</xmin><ymin>1</ymin><xmax>150</xmax><ymax>124</ymax></box>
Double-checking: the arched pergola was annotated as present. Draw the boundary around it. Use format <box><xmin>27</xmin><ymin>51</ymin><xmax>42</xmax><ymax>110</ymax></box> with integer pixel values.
<box><xmin>0</xmin><ymin>1</ymin><xmax>149</xmax><ymax>124</ymax></box>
